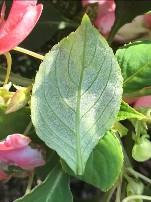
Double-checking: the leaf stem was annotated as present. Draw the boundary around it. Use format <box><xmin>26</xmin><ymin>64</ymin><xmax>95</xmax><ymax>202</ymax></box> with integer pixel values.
<box><xmin>3</xmin><ymin>52</ymin><xmax>12</xmax><ymax>85</ymax></box>
<box><xmin>122</xmin><ymin>195</ymin><xmax>151</xmax><ymax>202</ymax></box>
<box><xmin>126</xmin><ymin>167</ymin><xmax>151</xmax><ymax>184</ymax></box>
<box><xmin>24</xmin><ymin>121</ymin><xmax>33</xmax><ymax>136</ymax></box>
<box><xmin>115</xmin><ymin>177</ymin><xmax>122</xmax><ymax>202</ymax></box>
<box><xmin>13</xmin><ymin>46</ymin><xmax>44</xmax><ymax>60</ymax></box>
<box><xmin>103</xmin><ymin>185</ymin><xmax>117</xmax><ymax>202</ymax></box>
<box><xmin>107</xmin><ymin>19</ymin><xmax>121</xmax><ymax>45</ymax></box>
<box><xmin>25</xmin><ymin>171</ymin><xmax>34</xmax><ymax>194</ymax></box>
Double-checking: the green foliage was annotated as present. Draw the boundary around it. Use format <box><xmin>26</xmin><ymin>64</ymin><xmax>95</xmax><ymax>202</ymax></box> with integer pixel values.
<box><xmin>116</xmin><ymin>41</ymin><xmax>151</xmax><ymax>96</ymax></box>
<box><xmin>15</xmin><ymin>164</ymin><xmax>73</xmax><ymax>202</ymax></box>
<box><xmin>0</xmin><ymin>107</ymin><xmax>31</xmax><ymax>139</ymax></box>
<box><xmin>31</xmin><ymin>15</ymin><xmax>123</xmax><ymax>175</ymax></box>
<box><xmin>62</xmin><ymin>131</ymin><xmax>123</xmax><ymax>191</ymax></box>
<box><xmin>117</xmin><ymin>101</ymin><xmax>146</xmax><ymax>121</ymax></box>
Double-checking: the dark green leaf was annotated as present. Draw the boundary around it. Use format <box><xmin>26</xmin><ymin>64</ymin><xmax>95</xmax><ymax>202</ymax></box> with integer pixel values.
<box><xmin>62</xmin><ymin>131</ymin><xmax>123</xmax><ymax>191</ymax></box>
<box><xmin>116</xmin><ymin>41</ymin><xmax>151</xmax><ymax>96</ymax></box>
<box><xmin>0</xmin><ymin>107</ymin><xmax>31</xmax><ymax>139</ymax></box>
<box><xmin>0</xmin><ymin>67</ymin><xmax>32</xmax><ymax>86</ymax></box>
<box><xmin>31</xmin><ymin>15</ymin><xmax>123</xmax><ymax>175</ymax></box>
<box><xmin>15</xmin><ymin>164</ymin><xmax>73</xmax><ymax>202</ymax></box>
<box><xmin>117</xmin><ymin>101</ymin><xmax>146</xmax><ymax>121</ymax></box>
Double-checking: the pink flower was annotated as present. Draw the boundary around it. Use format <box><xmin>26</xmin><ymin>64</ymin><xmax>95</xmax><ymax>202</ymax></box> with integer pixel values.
<box><xmin>0</xmin><ymin>134</ymin><xmax>45</xmax><ymax>170</ymax></box>
<box><xmin>82</xmin><ymin>0</ymin><xmax>115</xmax><ymax>36</ymax></box>
<box><xmin>115</xmin><ymin>14</ymin><xmax>151</xmax><ymax>43</ymax></box>
<box><xmin>134</xmin><ymin>96</ymin><xmax>151</xmax><ymax>108</ymax></box>
<box><xmin>0</xmin><ymin>0</ymin><xmax>43</xmax><ymax>54</ymax></box>
<box><xmin>125</xmin><ymin>95</ymin><xmax>151</xmax><ymax>109</ymax></box>
<box><xmin>144</xmin><ymin>14</ymin><xmax>151</xmax><ymax>29</ymax></box>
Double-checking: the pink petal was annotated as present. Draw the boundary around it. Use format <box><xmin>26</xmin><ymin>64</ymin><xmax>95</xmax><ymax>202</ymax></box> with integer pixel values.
<box><xmin>0</xmin><ymin>2</ymin><xmax>6</xmax><ymax>27</ymax></box>
<box><xmin>0</xmin><ymin>0</ymin><xmax>43</xmax><ymax>53</ymax></box>
<box><xmin>82</xmin><ymin>0</ymin><xmax>99</xmax><ymax>7</ymax></box>
<box><xmin>0</xmin><ymin>134</ymin><xmax>31</xmax><ymax>151</ymax></box>
<box><xmin>0</xmin><ymin>146</ymin><xmax>45</xmax><ymax>170</ymax></box>
<box><xmin>81</xmin><ymin>0</ymin><xmax>115</xmax><ymax>36</ymax></box>
<box><xmin>144</xmin><ymin>14</ymin><xmax>151</xmax><ymax>28</ymax></box>
<box><xmin>95</xmin><ymin>12</ymin><xmax>115</xmax><ymax>36</ymax></box>
<box><xmin>134</xmin><ymin>96</ymin><xmax>151</xmax><ymax>108</ymax></box>
<box><xmin>0</xmin><ymin>134</ymin><xmax>45</xmax><ymax>170</ymax></box>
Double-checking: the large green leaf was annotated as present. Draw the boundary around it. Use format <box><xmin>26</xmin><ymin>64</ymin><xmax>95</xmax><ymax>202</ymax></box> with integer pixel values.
<box><xmin>117</xmin><ymin>101</ymin><xmax>146</xmax><ymax>121</ymax></box>
<box><xmin>31</xmin><ymin>15</ymin><xmax>123</xmax><ymax>175</ymax></box>
<box><xmin>116</xmin><ymin>41</ymin><xmax>151</xmax><ymax>96</ymax></box>
<box><xmin>62</xmin><ymin>132</ymin><xmax>123</xmax><ymax>191</ymax></box>
<box><xmin>15</xmin><ymin>164</ymin><xmax>73</xmax><ymax>202</ymax></box>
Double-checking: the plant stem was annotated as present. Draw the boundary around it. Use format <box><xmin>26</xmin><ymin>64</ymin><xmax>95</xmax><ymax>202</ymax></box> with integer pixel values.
<box><xmin>127</xmin><ymin>167</ymin><xmax>151</xmax><ymax>184</ymax></box>
<box><xmin>3</xmin><ymin>52</ymin><xmax>12</xmax><ymax>85</ymax></box>
<box><xmin>107</xmin><ymin>19</ymin><xmax>121</xmax><ymax>45</ymax></box>
<box><xmin>13</xmin><ymin>46</ymin><xmax>44</xmax><ymax>60</ymax></box>
<box><xmin>24</xmin><ymin>121</ymin><xmax>33</xmax><ymax>136</ymax></box>
<box><xmin>115</xmin><ymin>177</ymin><xmax>122</xmax><ymax>202</ymax></box>
<box><xmin>122</xmin><ymin>195</ymin><xmax>151</xmax><ymax>202</ymax></box>
<box><xmin>103</xmin><ymin>185</ymin><xmax>117</xmax><ymax>202</ymax></box>
<box><xmin>25</xmin><ymin>171</ymin><xmax>34</xmax><ymax>194</ymax></box>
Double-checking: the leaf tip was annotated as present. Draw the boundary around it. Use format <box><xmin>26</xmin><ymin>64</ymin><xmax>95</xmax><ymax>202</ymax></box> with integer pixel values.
<box><xmin>81</xmin><ymin>13</ymin><xmax>91</xmax><ymax>25</ymax></box>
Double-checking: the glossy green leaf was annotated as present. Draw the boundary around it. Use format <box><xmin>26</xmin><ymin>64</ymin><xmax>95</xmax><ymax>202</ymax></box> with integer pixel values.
<box><xmin>0</xmin><ymin>107</ymin><xmax>31</xmax><ymax>139</ymax></box>
<box><xmin>31</xmin><ymin>15</ymin><xmax>123</xmax><ymax>175</ymax></box>
<box><xmin>15</xmin><ymin>164</ymin><xmax>73</xmax><ymax>202</ymax></box>
<box><xmin>62</xmin><ymin>132</ymin><xmax>123</xmax><ymax>191</ymax></box>
<box><xmin>117</xmin><ymin>101</ymin><xmax>146</xmax><ymax>121</ymax></box>
<box><xmin>116</xmin><ymin>41</ymin><xmax>151</xmax><ymax>96</ymax></box>
<box><xmin>108</xmin><ymin>1</ymin><xmax>151</xmax><ymax>43</ymax></box>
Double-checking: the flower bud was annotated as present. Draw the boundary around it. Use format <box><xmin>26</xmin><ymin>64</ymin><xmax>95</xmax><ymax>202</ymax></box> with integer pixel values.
<box><xmin>127</xmin><ymin>179</ymin><xmax>144</xmax><ymax>202</ymax></box>
<box><xmin>6</xmin><ymin>87</ymin><xmax>31</xmax><ymax>114</ymax></box>
<box><xmin>132</xmin><ymin>136</ymin><xmax>151</xmax><ymax>162</ymax></box>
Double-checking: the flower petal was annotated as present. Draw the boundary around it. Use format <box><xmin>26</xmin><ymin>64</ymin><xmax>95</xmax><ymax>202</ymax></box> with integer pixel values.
<box><xmin>0</xmin><ymin>146</ymin><xmax>45</xmax><ymax>170</ymax></box>
<box><xmin>0</xmin><ymin>0</ymin><xmax>43</xmax><ymax>53</ymax></box>
<box><xmin>0</xmin><ymin>134</ymin><xmax>31</xmax><ymax>150</ymax></box>
<box><xmin>134</xmin><ymin>96</ymin><xmax>151</xmax><ymax>108</ymax></box>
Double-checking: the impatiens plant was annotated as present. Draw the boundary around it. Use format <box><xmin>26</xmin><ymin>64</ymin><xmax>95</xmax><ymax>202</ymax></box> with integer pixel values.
<box><xmin>0</xmin><ymin>0</ymin><xmax>151</xmax><ymax>202</ymax></box>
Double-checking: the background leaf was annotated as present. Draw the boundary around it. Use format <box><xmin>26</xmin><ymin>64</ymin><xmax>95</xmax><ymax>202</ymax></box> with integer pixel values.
<box><xmin>117</xmin><ymin>101</ymin><xmax>146</xmax><ymax>121</ymax></box>
<box><xmin>31</xmin><ymin>15</ymin><xmax>123</xmax><ymax>175</ymax></box>
<box><xmin>116</xmin><ymin>41</ymin><xmax>151</xmax><ymax>96</ymax></box>
<box><xmin>62</xmin><ymin>131</ymin><xmax>123</xmax><ymax>191</ymax></box>
<box><xmin>0</xmin><ymin>107</ymin><xmax>31</xmax><ymax>139</ymax></box>
<box><xmin>15</xmin><ymin>164</ymin><xmax>73</xmax><ymax>202</ymax></box>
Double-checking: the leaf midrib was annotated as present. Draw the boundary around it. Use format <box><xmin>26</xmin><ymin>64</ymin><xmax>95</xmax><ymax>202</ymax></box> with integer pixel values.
<box><xmin>123</xmin><ymin>62</ymin><xmax>150</xmax><ymax>86</ymax></box>
<box><xmin>46</xmin><ymin>169</ymin><xmax>63</xmax><ymax>202</ymax></box>
<box><xmin>75</xmin><ymin>24</ymin><xmax>87</xmax><ymax>175</ymax></box>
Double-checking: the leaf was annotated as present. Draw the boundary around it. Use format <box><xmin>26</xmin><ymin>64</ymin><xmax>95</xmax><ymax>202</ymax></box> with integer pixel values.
<box><xmin>15</xmin><ymin>164</ymin><xmax>73</xmax><ymax>202</ymax></box>
<box><xmin>31</xmin><ymin>14</ymin><xmax>123</xmax><ymax>175</ymax></box>
<box><xmin>116</xmin><ymin>41</ymin><xmax>151</xmax><ymax>96</ymax></box>
<box><xmin>62</xmin><ymin>131</ymin><xmax>123</xmax><ymax>191</ymax></box>
<box><xmin>0</xmin><ymin>107</ymin><xmax>31</xmax><ymax>139</ymax></box>
<box><xmin>117</xmin><ymin>101</ymin><xmax>146</xmax><ymax>121</ymax></box>
<box><xmin>108</xmin><ymin>0</ymin><xmax>151</xmax><ymax>43</ymax></box>
<box><xmin>0</xmin><ymin>67</ymin><xmax>32</xmax><ymax>86</ymax></box>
